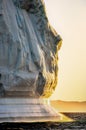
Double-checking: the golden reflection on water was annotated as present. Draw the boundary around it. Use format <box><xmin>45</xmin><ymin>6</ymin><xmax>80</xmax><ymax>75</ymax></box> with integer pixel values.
<box><xmin>59</xmin><ymin>113</ymin><xmax>74</xmax><ymax>122</ymax></box>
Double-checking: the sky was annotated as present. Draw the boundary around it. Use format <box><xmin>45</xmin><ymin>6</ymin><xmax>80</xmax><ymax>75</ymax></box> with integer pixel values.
<box><xmin>44</xmin><ymin>0</ymin><xmax>86</xmax><ymax>101</ymax></box>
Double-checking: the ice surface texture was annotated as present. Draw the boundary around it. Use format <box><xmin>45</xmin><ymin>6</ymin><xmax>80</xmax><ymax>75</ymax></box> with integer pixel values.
<box><xmin>0</xmin><ymin>0</ymin><xmax>62</xmax><ymax>98</ymax></box>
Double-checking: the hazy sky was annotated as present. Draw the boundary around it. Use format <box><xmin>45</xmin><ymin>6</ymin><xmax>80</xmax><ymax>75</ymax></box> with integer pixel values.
<box><xmin>44</xmin><ymin>0</ymin><xmax>86</xmax><ymax>101</ymax></box>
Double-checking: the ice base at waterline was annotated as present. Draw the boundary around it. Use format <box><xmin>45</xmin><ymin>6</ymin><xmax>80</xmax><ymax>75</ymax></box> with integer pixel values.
<box><xmin>0</xmin><ymin>98</ymin><xmax>61</xmax><ymax>122</ymax></box>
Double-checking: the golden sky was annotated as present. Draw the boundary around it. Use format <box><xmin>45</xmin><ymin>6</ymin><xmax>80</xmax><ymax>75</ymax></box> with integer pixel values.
<box><xmin>44</xmin><ymin>0</ymin><xmax>86</xmax><ymax>101</ymax></box>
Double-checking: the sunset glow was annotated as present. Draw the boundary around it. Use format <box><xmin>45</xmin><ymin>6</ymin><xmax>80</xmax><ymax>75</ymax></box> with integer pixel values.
<box><xmin>44</xmin><ymin>0</ymin><xmax>86</xmax><ymax>101</ymax></box>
